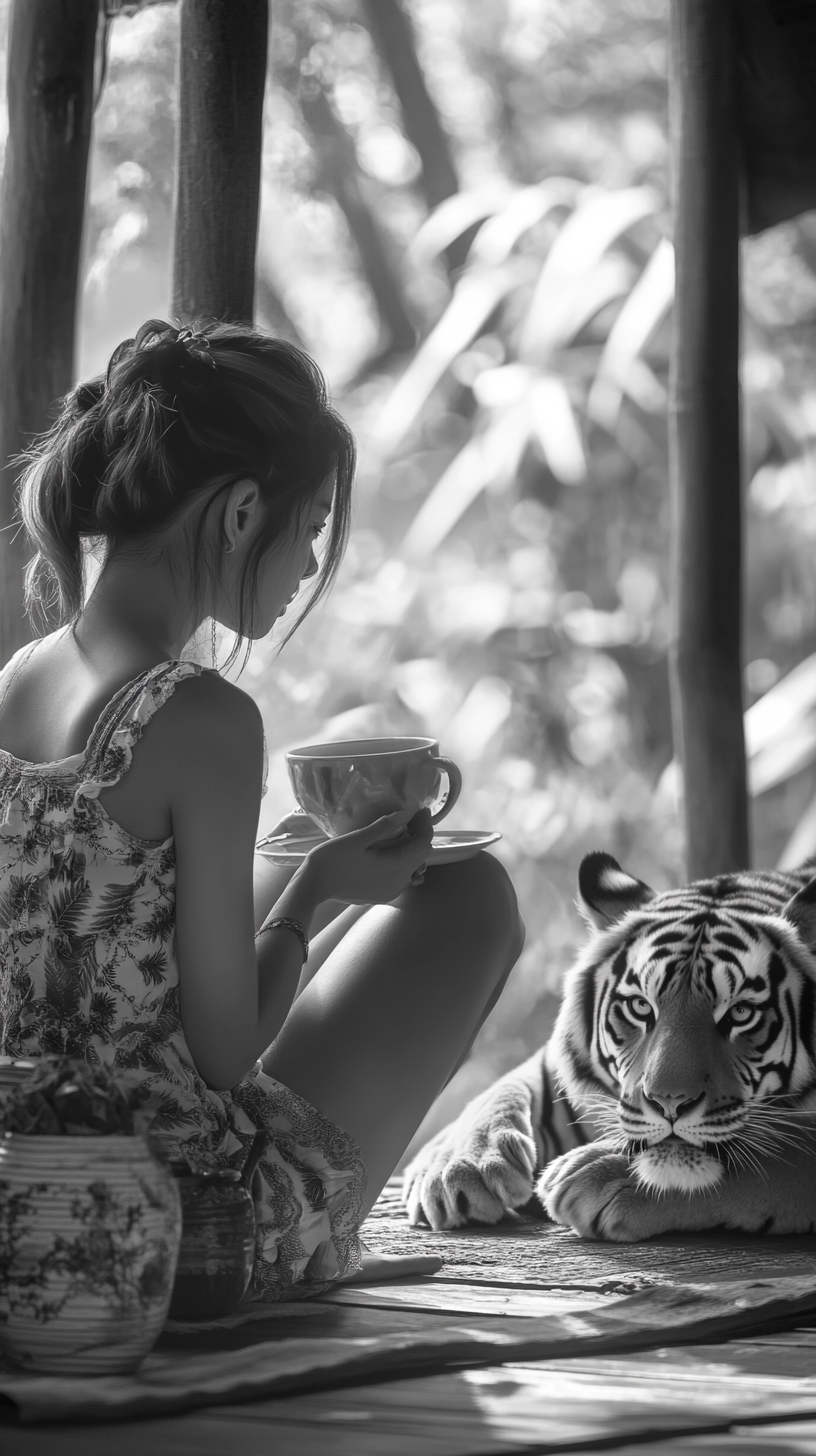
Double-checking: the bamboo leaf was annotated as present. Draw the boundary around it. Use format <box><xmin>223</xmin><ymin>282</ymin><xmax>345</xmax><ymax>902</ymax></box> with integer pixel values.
<box><xmin>519</xmin><ymin>255</ymin><xmax>634</xmax><ymax>366</ymax></box>
<box><xmin>402</xmin><ymin>404</ymin><xmax>531</xmax><ymax>558</ymax></box>
<box><xmin>747</xmin><ymin>716</ymin><xmax>816</xmax><ymax>796</ymax></box>
<box><xmin>471</xmin><ymin>363</ymin><xmax>532</xmax><ymax>409</ymax></box>
<box><xmin>407</xmin><ymin>184</ymin><xmax>512</xmax><ymax>268</ymax></box>
<box><xmin>401</xmin><ymin>437</ymin><xmax>491</xmax><ymax>561</ymax></box>
<box><xmin>587</xmin><ymin>237</ymin><xmax>675</xmax><ymax>430</ymax></box>
<box><xmin>518</xmin><ymin>186</ymin><xmax>661</xmax><ymax>365</ymax></box>
<box><xmin>371</xmin><ymin>265</ymin><xmax>519</xmax><ymax>456</ymax></box>
<box><xmin>614</xmin><ymin>356</ymin><xmax>667</xmax><ymax>413</ymax></box>
<box><xmin>444</xmin><ymin>676</ymin><xmax>513</xmax><ymax>759</ymax></box>
<box><xmin>471</xmin><ymin>367</ymin><xmax>587</xmax><ymax>484</ymax></box>
<box><xmin>778</xmin><ymin>791</ymin><xmax>816</xmax><ymax>869</ymax></box>
<box><xmin>529</xmin><ymin>376</ymin><xmax>587</xmax><ymax>485</ymax></box>
<box><xmin>744</xmin><ymin>653</ymin><xmax>816</xmax><ymax>757</ymax></box>
<box><xmin>468</xmin><ymin>178</ymin><xmax>583</xmax><ymax>267</ymax></box>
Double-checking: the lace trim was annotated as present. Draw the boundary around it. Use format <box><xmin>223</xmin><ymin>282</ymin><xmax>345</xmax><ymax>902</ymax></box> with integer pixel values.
<box><xmin>76</xmin><ymin>662</ymin><xmax>269</xmax><ymax>802</ymax></box>
<box><xmin>74</xmin><ymin>661</ymin><xmax>204</xmax><ymax>804</ymax></box>
<box><xmin>0</xmin><ymin>657</ymin><xmax>268</xmax><ymax>821</ymax></box>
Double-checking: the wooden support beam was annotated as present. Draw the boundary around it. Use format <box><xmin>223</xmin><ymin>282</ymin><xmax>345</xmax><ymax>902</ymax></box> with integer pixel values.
<box><xmin>0</xmin><ymin>0</ymin><xmax>98</xmax><ymax>665</ymax></box>
<box><xmin>172</xmin><ymin>0</ymin><xmax>268</xmax><ymax>325</ymax></box>
<box><xmin>669</xmin><ymin>0</ymin><xmax>749</xmax><ymax>878</ymax></box>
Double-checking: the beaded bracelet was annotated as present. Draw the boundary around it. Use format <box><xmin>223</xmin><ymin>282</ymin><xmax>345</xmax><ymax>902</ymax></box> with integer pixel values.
<box><xmin>256</xmin><ymin>916</ymin><xmax>309</xmax><ymax>965</ymax></box>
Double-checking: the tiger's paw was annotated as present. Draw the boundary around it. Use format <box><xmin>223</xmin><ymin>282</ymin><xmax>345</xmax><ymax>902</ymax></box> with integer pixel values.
<box><xmin>403</xmin><ymin>1109</ymin><xmax>537</xmax><ymax>1230</ymax></box>
<box><xmin>538</xmin><ymin>1144</ymin><xmax>680</xmax><ymax>1242</ymax></box>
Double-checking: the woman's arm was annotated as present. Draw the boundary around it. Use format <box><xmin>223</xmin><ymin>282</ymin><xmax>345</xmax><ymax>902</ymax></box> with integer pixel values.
<box><xmin>168</xmin><ymin>674</ymin><xmax>309</xmax><ymax>1088</ymax></box>
<box><xmin>166</xmin><ymin>674</ymin><xmax>431</xmax><ymax>1090</ymax></box>
<box><xmin>254</xmin><ymin>843</ymin><xmax>354</xmax><ymax>941</ymax></box>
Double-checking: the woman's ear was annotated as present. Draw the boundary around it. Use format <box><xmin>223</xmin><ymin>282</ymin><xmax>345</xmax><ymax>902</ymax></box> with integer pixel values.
<box><xmin>223</xmin><ymin>478</ymin><xmax>261</xmax><ymax>551</ymax></box>
<box><xmin>577</xmin><ymin>851</ymin><xmax>656</xmax><ymax>931</ymax></box>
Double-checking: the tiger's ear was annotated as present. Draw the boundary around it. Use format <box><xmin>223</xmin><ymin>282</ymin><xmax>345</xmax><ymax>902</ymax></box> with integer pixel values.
<box><xmin>578</xmin><ymin>851</ymin><xmax>656</xmax><ymax>931</ymax></box>
<box><xmin>782</xmin><ymin>876</ymin><xmax>816</xmax><ymax>955</ymax></box>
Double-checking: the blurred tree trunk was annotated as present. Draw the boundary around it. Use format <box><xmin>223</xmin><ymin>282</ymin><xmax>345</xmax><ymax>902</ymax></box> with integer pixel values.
<box><xmin>669</xmin><ymin>0</ymin><xmax>749</xmax><ymax>878</ymax></box>
<box><xmin>0</xmin><ymin>0</ymin><xmax>98</xmax><ymax>666</ymax></box>
<box><xmin>299</xmin><ymin>74</ymin><xmax>416</xmax><ymax>357</ymax></box>
<box><xmin>359</xmin><ymin>0</ymin><xmax>468</xmax><ymax>274</ymax></box>
<box><xmin>255</xmin><ymin>270</ymin><xmax>306</xmax><ymax>349</ymax></box>
<box><xmin>172</xmin><ymin>0</ymin><xmax>268</xmax><ymax>324</ymax></box>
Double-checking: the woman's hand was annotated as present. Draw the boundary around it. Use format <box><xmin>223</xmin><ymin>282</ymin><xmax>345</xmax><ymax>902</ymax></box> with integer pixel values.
<box><xmin>304</xmin><ymin>808</ymin><xmax>433</xmax><ymax>906</ymax></box>
<box><xmin>265</xmin><ymin>806</ymin><xmax>318</xmax><ymax>839</ymax></box>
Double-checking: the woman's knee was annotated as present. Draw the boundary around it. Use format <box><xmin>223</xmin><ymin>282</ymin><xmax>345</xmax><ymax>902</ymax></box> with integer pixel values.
<box><xmin>421</xmin><ymin>851</ymin><xmax>525</xmax><ymax>965</ymax></box>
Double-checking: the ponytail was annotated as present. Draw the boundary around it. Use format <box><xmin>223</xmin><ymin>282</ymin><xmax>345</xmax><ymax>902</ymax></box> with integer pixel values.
<box><xmin>19</xmin><ymin>379</ymin><xmax>108</xmax><ymax>628</ymax></box>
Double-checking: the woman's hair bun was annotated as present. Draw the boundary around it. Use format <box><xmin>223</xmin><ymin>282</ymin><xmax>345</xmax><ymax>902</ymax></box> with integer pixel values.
<box><xmin>72</xmin><ymin>379</ymin><xmax>106</xmax><ymax>414</ymax></box>
<box><xmin>17</xmin><ymin>316</ymin><xmax>357</xmax><ymax>649</ymax></box>
<box><xmin>108</xmin><ymin>318</ymin><xmax>214</xmax><ymax>382</ymax></box>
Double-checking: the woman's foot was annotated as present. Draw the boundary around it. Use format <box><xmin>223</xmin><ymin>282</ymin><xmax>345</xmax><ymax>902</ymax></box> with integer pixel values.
<box><xmin>337</xmin><ymin>1239</ymin><xmax>442</xmax><ymax>1285</ymax></box>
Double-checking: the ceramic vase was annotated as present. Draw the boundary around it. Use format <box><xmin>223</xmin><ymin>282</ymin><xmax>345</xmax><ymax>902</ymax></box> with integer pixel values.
<box><xmin>0</xmin><ymin>1133</ymin><xmax>182</xmax><ymax>1374</ymax></box>
<box><xmin>168</xmin><ymin>1167</ymin><xmax>256</xmax><ymax>1321</ymax></box>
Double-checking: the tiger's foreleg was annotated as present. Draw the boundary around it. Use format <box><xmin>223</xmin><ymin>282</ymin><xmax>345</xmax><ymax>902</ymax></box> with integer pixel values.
<box><xmin>539</xmin><ymin>1129</ymin><xmax>816</xmax><ymax>1242</ymax></box>
<box><xmin>402</xmin><ymin>1044</ymin><xmax>595</xmax><ymax>1229</ymax></box>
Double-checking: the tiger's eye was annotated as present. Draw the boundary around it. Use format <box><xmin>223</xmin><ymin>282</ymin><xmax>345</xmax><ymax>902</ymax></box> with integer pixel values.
<box><xmin>629</xmin><ymin>996</ymin><xmax>653</xmax><ymax>1019</ymax></box>
<box><xmin>729</xmin><ymin>1002</ymin><xmax>756</xmax><ymax>1024</ymax></box>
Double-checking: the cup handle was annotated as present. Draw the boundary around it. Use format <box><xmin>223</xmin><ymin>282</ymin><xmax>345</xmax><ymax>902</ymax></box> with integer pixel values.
<box><xmin>430</xmin><ymin>755</ymin><xmax>462</xmax><ymax>825</ymax></box>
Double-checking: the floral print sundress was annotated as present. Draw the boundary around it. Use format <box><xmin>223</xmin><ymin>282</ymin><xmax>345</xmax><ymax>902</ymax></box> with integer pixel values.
<box><xmin>0</xmin><ymin>645</ymin><xmax>366</xmax><ymax>1300</ymax></box>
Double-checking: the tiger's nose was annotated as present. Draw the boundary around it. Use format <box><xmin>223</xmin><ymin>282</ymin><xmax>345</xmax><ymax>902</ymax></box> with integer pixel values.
<box><xmin>643</xmin><ymin>1089</ymin><xmax>702</xmax><ymax>1121</ymax></box>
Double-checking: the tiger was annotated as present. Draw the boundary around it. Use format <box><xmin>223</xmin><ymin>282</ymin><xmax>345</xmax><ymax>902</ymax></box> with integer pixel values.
<box><xmin>403</xmin><ymin>850</ymin><xmax>816</xmax><ymax>1242</ymax></box>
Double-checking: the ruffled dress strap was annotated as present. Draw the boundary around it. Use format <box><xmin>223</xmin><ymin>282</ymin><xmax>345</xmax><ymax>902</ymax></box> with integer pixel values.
<box><xmin>75</xmin><ymin>660</ymin><xmax>205</xmax><ymax>802</ymax></box>
<box><xmin>74</xmin><ymin>660</ymin><xmax>269</xmax><ymax>801</ymax></box>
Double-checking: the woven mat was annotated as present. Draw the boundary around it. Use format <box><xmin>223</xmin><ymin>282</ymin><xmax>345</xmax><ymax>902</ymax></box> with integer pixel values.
<box><xmin>5</xmin><ymin>1273</ymin><xmax>816</xmax><ymax>1425</ymax></box>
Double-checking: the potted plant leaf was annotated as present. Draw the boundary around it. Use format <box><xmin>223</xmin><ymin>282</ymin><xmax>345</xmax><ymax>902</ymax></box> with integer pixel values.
<box><xmin>0</xmin><ymin>1056</ymin><xmax>181</xmax><ymax>1374</ymax></box>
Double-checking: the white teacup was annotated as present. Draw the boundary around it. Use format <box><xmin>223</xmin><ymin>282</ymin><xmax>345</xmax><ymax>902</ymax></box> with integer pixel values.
<box><xmin>285</xmin><ymin>736</ymin><xmax>462</xmax><ymax>838</ymax></box>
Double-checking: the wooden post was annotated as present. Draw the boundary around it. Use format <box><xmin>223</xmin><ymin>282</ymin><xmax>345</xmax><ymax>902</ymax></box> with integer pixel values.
<box><xmin>0</xmin><ymin>0</ymin><xmax>98</xmax><ymax>665</ymax></box>
<box><xmin>172</xmin><ymin>0</ymin><xmax>268</xmax><ymax>324</ymax></box>
<box><xmin>669</xmin><ymin>0</ymin><xmax>749</xmax><ymax>879</ymax></box>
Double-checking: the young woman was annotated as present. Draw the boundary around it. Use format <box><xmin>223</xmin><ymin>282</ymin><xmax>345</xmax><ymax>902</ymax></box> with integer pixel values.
<box><xmin>0</xmin><ymin>319</ymin><xmax>524</xmax><ymax>1300</ymax></box>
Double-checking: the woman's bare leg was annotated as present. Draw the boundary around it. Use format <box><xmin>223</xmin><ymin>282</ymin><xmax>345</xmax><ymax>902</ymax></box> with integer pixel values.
<box><xmin>255</xmin><ymin>852</ymin><xmax>445</xmax><ymax>1280</ymax></box>
<box><xmin>261</xmin><ymin>851</ymin><xmax>525</xmax><ymax>1220</ymax></box>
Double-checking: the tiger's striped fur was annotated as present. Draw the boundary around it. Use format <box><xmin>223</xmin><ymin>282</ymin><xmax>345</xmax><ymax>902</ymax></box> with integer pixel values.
<box><xmin>403</xmin><ymin>853</ymin><xmax>816</xmax><ymax>1239</ymax></box>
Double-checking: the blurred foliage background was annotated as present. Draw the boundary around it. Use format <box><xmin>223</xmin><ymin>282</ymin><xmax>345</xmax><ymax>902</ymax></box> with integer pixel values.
<box><xmin>2</xmin><ymin>0</ymin><xmax>816</xmax><ymax>1154</ymax></box>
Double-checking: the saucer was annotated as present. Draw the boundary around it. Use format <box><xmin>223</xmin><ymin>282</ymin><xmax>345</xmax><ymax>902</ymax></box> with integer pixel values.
<box><xmin>256</xmin><ymin>828</ymin><xmax>502</xmax><ymax>866</ymax></box>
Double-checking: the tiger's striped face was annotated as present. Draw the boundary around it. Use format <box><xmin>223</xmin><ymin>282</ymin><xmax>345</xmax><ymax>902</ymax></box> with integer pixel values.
<box><xmin>551</xmin><ymin>853</ymin><xmax>816</xmax><ymax>1193</ymax></box>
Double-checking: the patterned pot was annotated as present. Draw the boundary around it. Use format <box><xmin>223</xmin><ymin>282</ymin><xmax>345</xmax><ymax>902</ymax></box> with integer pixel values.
<box><xmin>0</xmin><ymin>1133</ymin><xmax>182</xmax><ymax>1374</ymax></box>
<box><xmin>168</xmin><ymin>1168</ymin><xmax>256</xmax><ymax>1321</ymax></box>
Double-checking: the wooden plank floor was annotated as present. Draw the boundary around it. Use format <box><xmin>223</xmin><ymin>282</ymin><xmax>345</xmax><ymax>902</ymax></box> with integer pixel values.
<box><xmin>5</xmin><ymin>1179</ymin><xmax>816</xmax><ymax>1454</ymax></box>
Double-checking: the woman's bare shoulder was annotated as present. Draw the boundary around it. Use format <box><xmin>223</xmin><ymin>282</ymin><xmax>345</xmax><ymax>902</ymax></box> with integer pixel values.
<box><xmin>159</xmin><ymin>670</ymin><xmax>264</xmax><ymax>752</ymax></box>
